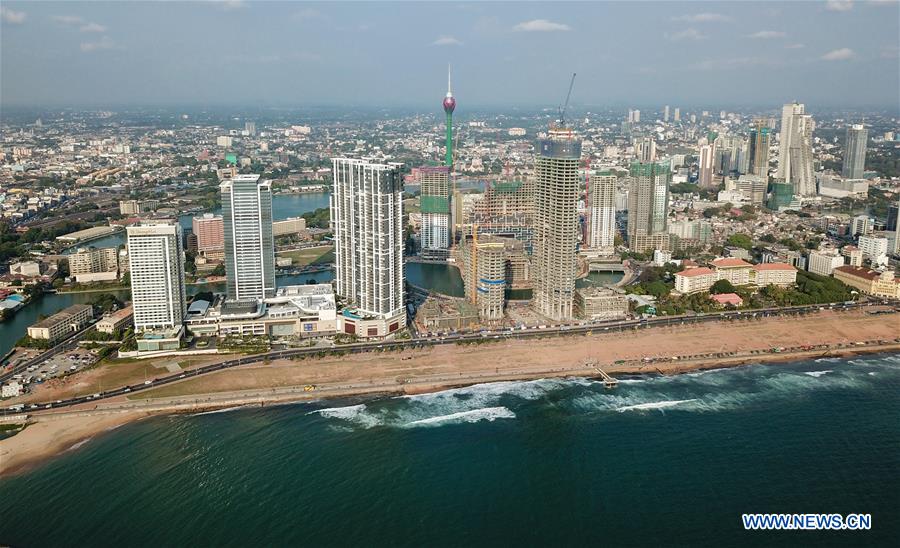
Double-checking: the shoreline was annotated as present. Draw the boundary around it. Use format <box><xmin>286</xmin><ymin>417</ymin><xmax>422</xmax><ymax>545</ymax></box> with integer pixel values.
<box><xmin>2</xmin><ymin>343</ymin><xmax>897</xmax><ymax>478</ymax></box>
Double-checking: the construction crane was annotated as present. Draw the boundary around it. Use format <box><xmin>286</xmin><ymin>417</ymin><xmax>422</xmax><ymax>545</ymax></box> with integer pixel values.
<box><xmin>558</xmin><ymin>72</ymin><xmax>577</xmax><ymax>129</ymax></box>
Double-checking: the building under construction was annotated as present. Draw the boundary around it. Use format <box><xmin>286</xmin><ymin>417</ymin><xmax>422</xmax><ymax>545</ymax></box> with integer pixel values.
<box><xmin>469</xmin><ymin>178</ymin><xmax>535</xmax><ymax>252</ymax></box>
<box><xmin>417</xmin><ymin>165</ymin><xmax>451</xmax><ymax>260</ymax></box>
<box><xmin>532</xmin><ymin>127</ymin><xmax>582</xmax><ymax>321</ymax></box>
<box><xmin>458</xmin><ymin>234</ymin><xmax>506</xmax><ymax>321</ymax></box>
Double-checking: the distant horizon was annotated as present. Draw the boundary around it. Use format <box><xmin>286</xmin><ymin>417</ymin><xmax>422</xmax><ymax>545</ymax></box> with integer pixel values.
<box><xmin>2</xmin><ymin>1</ymin><xmax>898</xmax><ymax>109</ymax></box>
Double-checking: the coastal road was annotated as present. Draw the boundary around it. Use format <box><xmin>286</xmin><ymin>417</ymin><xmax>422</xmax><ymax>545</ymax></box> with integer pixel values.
<box><xmin>4</xmin><ymin>300</ymin><xmax>897</xmax><ymax>416</ymax></box>
<box><xmin>0</xmin><ymin>320</ymin><xmax>98</xmax><ymax>384</ymax></box>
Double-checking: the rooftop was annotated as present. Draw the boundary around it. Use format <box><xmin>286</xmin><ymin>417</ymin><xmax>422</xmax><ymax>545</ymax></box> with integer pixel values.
<box><xmin>753</xmin><ymin>263</ymin><xmax>796</xmax><ymax>271</ymax></box>
<box><xmin>677</xmin><ymin>267</ymin><xmax>716</xmax><ymax>278</ymax></box>
<box><xmin>711</xmin><ymin>258</ymin><xmax>752</xmax><ymax>269</ymax></box>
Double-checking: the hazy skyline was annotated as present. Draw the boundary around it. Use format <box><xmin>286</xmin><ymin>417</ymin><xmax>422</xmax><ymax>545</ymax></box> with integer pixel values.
<box><xmin>2</xmin><ymin>1</ymin><xmax>899</xmax><ymax>109</ymax></box>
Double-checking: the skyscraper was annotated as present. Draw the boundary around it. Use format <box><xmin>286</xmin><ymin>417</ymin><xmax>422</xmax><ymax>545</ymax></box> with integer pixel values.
<box><xmin>664</xmin><ymin>105</ymin><xmax>670</xmax><ymax>122</ymax></box>
<box><xmin>532</xmin><ymin>128</ymin><xmax>582</xmax><ymax>321</ymax></box>
<box><xmin>627</xmin><ymin>161</ymin><xmax>670</xmax><ymax>242</ymax></box>
<box><xmin>127</xmin><ymin>222</ymin><xmax>186</xmax><ymax>332</ymax></box>
<box><xmin>221</xmin><ymin>174</ymin><xmax>275</xmax><ymax>302</ymax></box>
<box><xmin>634</xmin><ymin>136</ymin><xmax>657</xmax><ymax>162</ymax></box>
<box><xmin>842</xmin><ymin>124</ymin><xmax>868</xmax><ymax>180</ymax></box>
<box><xmin>748</xmin><ymin>119</ymin><xmax>772</xmax><ymax>177</ymax></box>
<box><xmin>443</xmin><ymin>65</ymin><xmax>456</xmax><ymax>169</ymax></box>
<box><xmin>673</xmin><ymin>108</ymin><xmax>681</xmax><ymax>122</ymax></box>
<box><xmin>777</xmin><ymin>102</ymin><xmax>815</xmax><ymax>197</ymax></box>
<box><xmin>418</xmin><ymin>166</ymin><xmax>451</xmax><ymax>259</ymax></box>
<box><xmin>586</xmin><ymin>172</ymin><xmax>617</xmax><ymax>251</ymax></box>
<box><xmin>698</xmin><ymin>141</ymin><xmax>716</xmax><ymax>188</ymax></box>
<box><xmin>331</xmin><ymin>158</ymin><xmax>405</xmax><ymax>323</ymax></box>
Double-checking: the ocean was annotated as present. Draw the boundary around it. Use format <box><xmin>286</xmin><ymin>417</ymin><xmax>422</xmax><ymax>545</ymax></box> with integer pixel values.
<box><xmin>1</xmin><ymin>354</ymin><xmax>898</xmax><ymax>547</ymax></box>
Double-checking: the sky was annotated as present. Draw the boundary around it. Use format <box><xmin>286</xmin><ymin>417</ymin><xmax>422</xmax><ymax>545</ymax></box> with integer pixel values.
<box><xmin>1</xmin><ymin>1</ymin><xmax>899</xmax><ymax>109</ymax></box>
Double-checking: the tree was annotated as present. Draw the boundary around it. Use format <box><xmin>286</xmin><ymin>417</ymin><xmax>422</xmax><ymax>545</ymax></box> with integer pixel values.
<box><xmin>211</xmin><ymin>263</ymin><xmax>225</xmax><ymax>276</ymax></box>
<box><xmin>726</xmin><ymin>233</ymin><xmax>753</xmax><ymax>250</ymax></box>
<box><xmin>710</xmin><ymin>279</ymin><xmax>736</xmax><ymax>294</ymax></box>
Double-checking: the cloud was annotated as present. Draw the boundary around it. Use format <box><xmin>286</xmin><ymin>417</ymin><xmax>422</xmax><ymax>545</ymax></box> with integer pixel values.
<box><xmin>824</xmin><ymin>1</ymin><xmax>854</xmax><ymax>11</ymax></box>
<box><xmin>52</xmin><ymin>15</ymin><xmax>84</xmax><ymax>25</ymax></box>
<box><xmin>432</xmin><ymin>36</ymin><xmax>462</xmax><ymax>46</ymax></box>
<box><xmin>512</xmin><ymin>19</ymin><xmax>571</xmax><ymax>32</ymax></box>
<box><xmin>213</xmin><ymin>0</ymin><xmax>246</xmax><ymax>10</ymax></box>
<box><xmin>80</xmin><ymin>36</ymin><xmax>117</xmax><ymax>52</ymax></box>
<box><xmin>672</xmin><ymin>13</ymin><xmax>733</xmax><ymax>23</ymax></box>
<box><xmin>748</xmin><ymin>30</ymin><xmax>786</xmax><ymax>39</ymax></box>
<box><xmin>1</xmin><ymin>6</ymin><xmax>26</xmax><ymax>24</ymax></box>
<box><xmin>821</xmin><ymin>47</ymin><xmax>855</xmax><ymax>60</ymax></box>
<box><xmin>880</xmin><ymin>46</ymin><xmax>899</xmax><ymax>58</ymax></box>
<box><xmin>80</xmin><ymin>22</ymin><xmax>107</xmax><ymax>33</ymax></box>
<box><xmin>667</xmin><ymin>28</ymin><xmax>706</xmax><ymax>41</ymax></box>
<box><xmin>785</xmin><ymin>43</ymin><xmax>806</xmax><ymax>49</ymax></box>
<box><xmin>690</xmin><ymin>57</ymin><xmax>781</xmax><ymax>71</ymax></box>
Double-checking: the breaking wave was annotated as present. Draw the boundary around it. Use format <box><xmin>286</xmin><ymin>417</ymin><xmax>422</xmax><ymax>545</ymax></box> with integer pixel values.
<box><xmin>616</xmin><ymin>399</ymin><xmax>696</xmax><ymax>412</ymax></box>
<box><xmin>404</xmin><ymin>407</ymin><xmax>515</xmax><ymax>427</ymax></box>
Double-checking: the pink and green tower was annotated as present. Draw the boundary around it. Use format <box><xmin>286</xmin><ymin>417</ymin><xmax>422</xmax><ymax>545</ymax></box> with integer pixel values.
<box><xmin>442</xmin><ymin>65</ymin><xmax>456</xmax><ymax>169</ymax></box>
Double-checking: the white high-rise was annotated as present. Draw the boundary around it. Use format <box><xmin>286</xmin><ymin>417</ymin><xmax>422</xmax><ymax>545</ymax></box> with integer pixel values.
<box><xmin>698</xmin><ymin>141</ymin><xmax>716</xmax><ymax>188</ymax></box>
<box><xmin>331</xmin><ymin>158</ymin><xmax>405</xmax><ymax>321</ymax></box>
<box><xmin>127</xmin><ymin>222</ymin><xmax>186</xmax><ymax>332</ymax></box>
<box><xmin>587</xmin><ymin>172</ymin><xmax>617</xmax><ymax>250</ymax></box>
<box><xmin>663</xmin><ymin>105</ymin><xmax>670</xmax><ymax>122</ymax></box>
<box><xmin>221</xmin><ymin>174</ymin><xmax>275</xmax><ymax>302</ymax></box>
<box><xmin>842</xmin><ymin>124</ymin><xmax>868</xmax><ymax>180</ymax></box>
<box><xmin>777</xmin><ymin>102</ymin><xmax>816</xmax><ymax>197</ymax></box>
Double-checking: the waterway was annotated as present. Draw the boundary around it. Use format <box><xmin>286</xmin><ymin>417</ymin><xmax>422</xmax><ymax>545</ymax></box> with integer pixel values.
<box><xmin>63</xmin><ymin>192</ymin><xmax>332</xmax><ymax>253</ymax></box>
<box><xmin>1</xmin><ymin>354</ymin><xmax>897</xmax><ymax>545</ymax></box>
<box><xmin>2</xmin><ymin>194</ymin><xmax>333</xmax><ymax>357</ymax></box>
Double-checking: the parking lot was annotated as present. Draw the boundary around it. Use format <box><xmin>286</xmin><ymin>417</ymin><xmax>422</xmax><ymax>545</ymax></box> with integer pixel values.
<box><xmin>14</xmin><ymin>348</ymin><xmax>100</xmax><ymax>388</ymax></box>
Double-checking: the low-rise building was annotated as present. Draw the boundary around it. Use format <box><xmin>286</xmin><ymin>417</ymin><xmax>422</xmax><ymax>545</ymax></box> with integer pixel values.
<box><xmin>273</xmin><ymin>217</ymin><xmax>307</xmax><ymax>237</ymax></box>
<box><xmin>751</xmin><ymin>263</ymin><xmax>797</xmax><ymax>287</ymax></box>
<box><xmin>808</xmin><ymin>250</ymin><xmax>846</xmax><ymax>277</ymax></box>
<box><xmin>711</xmin><ymin>258</ymin><xmax>752</xmax><ymax>286</ymax></box>
<box><xmin>68</xmin><ymin>247</ymin><xmax>119</xmax><ymax>282</ymax></box>
<box><xmin>96</xmin><ymin>306</ymin><xmax>133</xmax><ymax>334</ymax></box>
<box><xmin>833</xmin><ymin>266</ymin><xmax>900</xmax><ymax>298</ymax></box>
<box><xmin>674</xmin><ymin>267</ymin><xmax>718</xmax><ymax>294</ymax></box>
<box><xmin>574</xmin><ymin>287</ymin><xmax>629</xmax><ymax>320</ymax></box>
<box><xmin>1</xmin><ymin>381</ymin><xmax>24</xmax><ymax>398</ymax></box>
<box><xmin>27</xmin><ymin>304</ymin><xmax>93</xmax><ymax>343</ymax></box>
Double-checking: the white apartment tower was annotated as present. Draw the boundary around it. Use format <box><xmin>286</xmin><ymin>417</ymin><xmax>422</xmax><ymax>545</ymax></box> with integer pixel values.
<box><xmin>331</xmin><ymin>158</ymin><xmax>405</xmax><ymax>320</ymax></box>
<box><xmin>127</xmin><ymin>223</ymin><xmax>186</xmax><ymax>332</ymax></box>
<box><xmin>221</xmin><ymin>174</ymin><xmax>276</xmax><ymax>301</ymax></box>
<box><xmin>587</xmin><ymin>172</ymin><xmax>617</xmax><ymax>250</ymax></box>
<box><xmin>777</xmin><ymin>102</ymin><xmax>816</xmax><ymax>197</ymax></box>
<box><xmin>532</xmin><ymin>128</ymin><xmax>582</xmax><ymax>321</ymax></box>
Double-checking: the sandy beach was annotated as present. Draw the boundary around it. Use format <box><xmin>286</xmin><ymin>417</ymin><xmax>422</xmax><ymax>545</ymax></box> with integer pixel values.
<box><xmin>2</xmin><ymin>307</ymin><xmax>897</xmax><ymax>477</ymax></box>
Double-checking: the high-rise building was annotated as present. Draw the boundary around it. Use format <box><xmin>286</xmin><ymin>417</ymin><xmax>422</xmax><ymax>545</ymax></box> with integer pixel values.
<box><xmin>627</xmin><ymin>161</ymin><xmax>670</xmax><ymax>243</ymax></box>
<box><xmin>664</xmin><ymin>105</ymin><xmax>670</xmax><ymax>122</ymax></box>
<box><xmin>192</xmin><ymin>213</ymin><xmax>225</xmax><ymax>257</ymax></box>
<box><xmin>586</xmin><ymin>172</ymin><xmax>616</xmax><ymax>250</ymax></box>
<box><xmin>459</xmin><ymin>234</ymin><xmax>506</xmax><ymax>322</ymax></box>
<box><xmin>532</xmin><ymin>128</ymin><xmax>582</xmax><ymax>321</ymax></box>
<box><xmin>331</xmin><ymin>158</ymin><xmax>405</xmax><ymax>321</ymax></box>
<box><xmin>245</xmin><ymin>121</ymin><xmax>256</xmax><ymax>136</ymax></box>
<box><xmin>418</xmin><ymin>166</ymin><xmax>451</xmax><ymax>260</ymax></box>
<box><xmin>633</xmin><ymin>109</ymin><xmax>641</xmax><ymax>123</ymax></box>
<box><xmin>221</xmin><ymin>174</ymin><xmax>275</xmax><ymax>301</ymax></box>
<box><xmin>674</xmin><ymin>108</ymin><xmax>681</xmax><ymax>122</ymax></box>
<box><xmin>443</xmin><ymin>65</ymin><xmax>456</xmax><ymax>169</ymax></box>
<box><xmin>127</xmin><ymin>222</ymin><xmax>186</xmax><ymax>332</ymax></box>
<box><xmin>842</xmin><ymin>124</ymin><xmax>868</xmax><ymax>180</ymax></box>
<box><xmin>748</xmin><ymin>119</ymin><xmax>772</xmax><ymax>177</ymax></box>
<box><xmin>634</xmin><ymin>136</ymin><xmax>657</xmax><ymax>162</ymax></box>
<box><xmin>777</xmin><ymin>102</ymin><xmax>816</xmax><ymax>197</ymax></box>
<box><xmin>698</xmin><ymin>141</ymin><xmax>716</xmax><ymax>188</ymax></box>
<box><xmin>470</xmin><ymin>178</ymin><xmax>535</xmax><ymax>252</ymax></box>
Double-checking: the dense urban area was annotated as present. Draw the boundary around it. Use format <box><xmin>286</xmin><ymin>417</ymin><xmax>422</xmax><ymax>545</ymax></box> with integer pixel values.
<box><xmin>1</xmin><ymin>96</ymin><xmax>899</xmax><ymax>404</ymax></box>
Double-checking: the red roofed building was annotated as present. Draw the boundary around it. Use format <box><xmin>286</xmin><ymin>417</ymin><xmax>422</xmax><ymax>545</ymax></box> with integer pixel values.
<box><xmin>833</xmin><ymin>266</ymin><xmax>900</xmax><ymax>298</ymax></box>
<box><xmin>711</xmin><ymin>293</ymin><xmax>743</xmax><ymax>307</ymax></box>
<box><xmin>751</xmin><ymin>262</ymin><xmax>797</xmax><ymax>286</ymax></box>
<box><xmin>674</xmin><ymin>267</ymin><xmax>718</xmax><ymax>294</ymax></box>
<box><xmin>711</xmin><ymin>257</ymin><xmax>752</xmax><ymax>285</ymax></box>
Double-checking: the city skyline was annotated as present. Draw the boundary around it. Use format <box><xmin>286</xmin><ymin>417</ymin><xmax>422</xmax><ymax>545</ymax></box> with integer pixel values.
<box><xmin>1</xmin><ymin>1</ymin><xmax>898</xmax><ymax>109</ymax></box>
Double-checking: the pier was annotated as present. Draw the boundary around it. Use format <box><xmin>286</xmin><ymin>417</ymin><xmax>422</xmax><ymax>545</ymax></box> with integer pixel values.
<box><xmin>587</xmin><ymin>362</ymin><xmax>619</xmax><ymax>388</ymax></box>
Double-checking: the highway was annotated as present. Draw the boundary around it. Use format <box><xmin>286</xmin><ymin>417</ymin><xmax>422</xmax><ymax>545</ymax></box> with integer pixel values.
<box><xmin>4</xmin><ymin>299</ymin><xmax>895</xmax><ymax>416</ymax></box>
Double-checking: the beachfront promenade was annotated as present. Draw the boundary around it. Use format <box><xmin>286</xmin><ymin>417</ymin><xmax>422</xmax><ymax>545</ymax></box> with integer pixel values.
<box><xmin>4</xmin><ymin>299</ymin><xmax>897</xmax><ymax>417</ymax></box>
